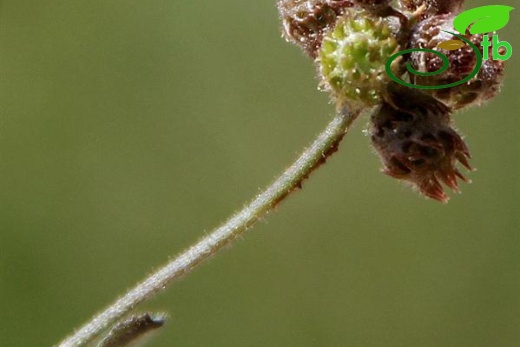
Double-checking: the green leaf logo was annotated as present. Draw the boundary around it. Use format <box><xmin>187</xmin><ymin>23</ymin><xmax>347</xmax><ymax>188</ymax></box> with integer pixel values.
<box><xmin>454</xmin><ymin>5</ymin><xmax>514</xmax><ymax>35</ymax></box>
<box><xmin>385</xmin><ymin>31</ymin><xmax>483</xmax><ymax>90</ymax></box>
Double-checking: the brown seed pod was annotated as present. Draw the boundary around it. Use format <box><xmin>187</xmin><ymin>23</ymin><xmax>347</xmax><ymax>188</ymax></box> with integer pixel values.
<box><xmin>371</xmin><ymin>87</ymin><xmax>471</xmax><ymax>202</ymax></box>
<box><xmin>408</xmin><ymin>14</ymin><xmax>505</xmax><ymax>110</ymax></box>
<box><xmin>277</xmin><ymin>0</ymin><xmax>353</xmax><ymax>58</ymax></box>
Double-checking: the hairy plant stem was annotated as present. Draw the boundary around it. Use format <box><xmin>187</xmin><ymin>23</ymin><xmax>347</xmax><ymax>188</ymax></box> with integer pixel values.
<box><xmin>56</xmin><ymin>105</ymin><xmax>358</xmax><ymax>347</ymax></box>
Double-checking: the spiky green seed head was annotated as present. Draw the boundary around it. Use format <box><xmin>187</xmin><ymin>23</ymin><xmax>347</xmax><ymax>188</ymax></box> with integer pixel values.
<box><xmin>318</xmin><ymin>9</ymin><xmax>399</xmax><ymax>107</ymax></box>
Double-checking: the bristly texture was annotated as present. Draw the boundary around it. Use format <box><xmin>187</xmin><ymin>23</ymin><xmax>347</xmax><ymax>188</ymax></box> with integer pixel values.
<box><xmin>409</xmin><ymin>14</ymin><xmax>505</xmax><ymax>110</ymax></box>
<box><xmin>278</xmin><ymin>0</ymin><xmax>354</xmax><ymax>58</ymax></box>
<box><xmin>318</xmin><ymin>8</ymin><xmax>399</xmax><ymax>108</ymax></box>
<box><xmin>277</xmin><ymin>0</ymin><xmax>508</xmax><ymax>202</ymax></box>
<box><xmin>352</xmin><ymin>0</ymin><xmax>391</xmax><ymax>11</ymax></box>
<box><xmin>371</xmin><ymin>86</ymin><xmax>471</xmax><ymax>202</ymax></box>
<box><xmin>399</xmin><ymin>0</ymin><xmax>464</xmax><ymax>18</ymax></box>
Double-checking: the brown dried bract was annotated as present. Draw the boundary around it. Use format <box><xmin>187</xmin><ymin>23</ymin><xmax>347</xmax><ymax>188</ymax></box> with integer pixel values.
<box><xmin>278</xmin><ymin>0</ymin><xmax>353</xmax><ymax>58</ymax></box>
<box><xmin>409</xmin><ymin>14</ymin><xmax>505</xmax><ymax>109</ymax></box>
<box><xmin>371</xmin><ymin>87</ymin><xmax>471</xmax><ymax>202</ymax></box>
<box><xmin>399</xmin><ymin>0</ymin><xmax>464</xmax><ymax>18</ymax></box>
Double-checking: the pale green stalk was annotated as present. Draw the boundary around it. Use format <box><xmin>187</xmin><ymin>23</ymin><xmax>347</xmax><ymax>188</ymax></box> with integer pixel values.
<box><xmin>57</xmin><ymin>106</ymin><xmax>358</xmax><ymax>347</ymax></box>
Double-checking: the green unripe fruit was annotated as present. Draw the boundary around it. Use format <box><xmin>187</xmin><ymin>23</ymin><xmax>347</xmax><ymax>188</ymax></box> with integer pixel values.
<box><xmin>318</xmin><ymin>9</ymin><xmax>399</xmax><ymax>107</ymax></box>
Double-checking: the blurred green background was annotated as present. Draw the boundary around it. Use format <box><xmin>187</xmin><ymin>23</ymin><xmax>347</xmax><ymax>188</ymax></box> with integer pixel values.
<box><xmin>0</xmin><ymin>1</ymin><xmax>518</xmax><ymax>346</ymax></box>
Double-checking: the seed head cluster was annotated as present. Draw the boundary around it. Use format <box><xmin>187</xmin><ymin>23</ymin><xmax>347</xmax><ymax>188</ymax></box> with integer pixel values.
<box><xmin>277</xmin><ymin>0</ymin><xmax>506</xmax><ymax>202</ymax></box>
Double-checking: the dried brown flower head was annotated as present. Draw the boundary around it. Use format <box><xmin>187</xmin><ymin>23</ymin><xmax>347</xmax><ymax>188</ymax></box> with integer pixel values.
<box><xmin>371</xmin><ymin>86</ymin><xmax>471</xmax><ymax>202</ymax></box>
<box><xmin>277</xmin><ymin>0</ymin><xmax>508</xmax><ymax>202</ymax></box>
<box><xmin>409</xmin><ymin>14</ymin><xmax>505</xmax><ymax>109</ymax></box>
<box><xmin>278</xmin><ymin>0</ymin><xmax>354</xmax><ymax>58</ymax></box>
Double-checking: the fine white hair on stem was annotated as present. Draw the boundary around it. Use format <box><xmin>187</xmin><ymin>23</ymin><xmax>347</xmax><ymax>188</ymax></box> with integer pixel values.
<box><xmin>56</xmin><ymin>105</ymin><xmax>358</xmax><ymax>347</ymax></box>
